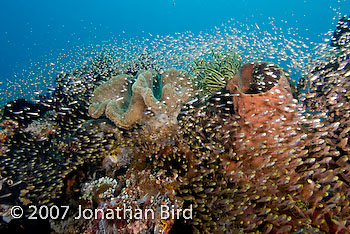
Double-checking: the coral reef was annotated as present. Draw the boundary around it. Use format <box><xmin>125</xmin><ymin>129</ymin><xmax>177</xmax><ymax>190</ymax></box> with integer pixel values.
<box><xmin>168</xmin><ymin>62</ymin><xmax>302</xmax><ymax>233</ymax></box>
<box><xmin>2</xmin><ymin>23</ymin><xmax>350</xmax><ymax>233</ymax></box>
<box><xmin>82</xmin><ymin>170</ymin><xmax>180</xmax><ymax>234</ymax></box>
<box><xmin>0</xmin><ymin>62</ymin><xmax>117</xmax><ymax>207</ymax></box>
<box><xmin>51</xmin><ymin>169</ymin><xmax>181</xmax><ymax>234</ymax></box>
<box><xmin>295</xmin><ymin>44</ymin><xmax>350</xmax><ymax>233</ymax></box>
<box><xmin>0</xmin><ymin>51</ymin><xmax>167</xmax><ymax>232</ymax></box>
<box><xmin>0</xmin><ymin>116</ymin><xmax>115</xmax><ymax>207</ymax></box>
<box><xmin>167</xmin><ymin>60</ymin><xmax>350</xmax><ymax>233</ymax></box>
<box><xmin>89</xmin><ymin>68</ymin><xmax>194</xmax><ymax>129</ymax></box>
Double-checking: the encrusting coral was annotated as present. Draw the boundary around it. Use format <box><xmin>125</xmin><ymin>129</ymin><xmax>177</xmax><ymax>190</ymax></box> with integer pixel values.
<box><xmin>89</xmin><ymin>68</ymin><xmax>194</xmax><ymax>129</ymax></box>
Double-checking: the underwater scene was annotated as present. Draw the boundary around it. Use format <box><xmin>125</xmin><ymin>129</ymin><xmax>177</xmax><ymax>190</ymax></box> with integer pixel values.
<box><xmin>1</xmin><ymin>0</ymin><xmax>350</xmax><ymax>233</ymax></box>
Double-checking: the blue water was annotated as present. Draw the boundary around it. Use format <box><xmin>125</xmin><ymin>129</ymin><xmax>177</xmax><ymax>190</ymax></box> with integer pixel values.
<box><xmin>0</xmin><ymin>0</ymin><xmax>350</xmax><ymax>102</ymax></box>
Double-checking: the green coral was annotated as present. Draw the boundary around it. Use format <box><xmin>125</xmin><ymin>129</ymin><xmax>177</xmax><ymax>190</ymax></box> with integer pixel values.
<box><xmin>191</xmin><ymin>49</ymin><xmax>242</xmax><ymax>96</ymax></box>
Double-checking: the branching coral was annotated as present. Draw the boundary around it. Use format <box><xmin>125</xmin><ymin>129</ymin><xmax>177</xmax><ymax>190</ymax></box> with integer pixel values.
<box><xmin>191</xmin><ymin>49</ymin><xmax>242</xmax><ymax>96</ymax></box>
<box><xmin>89</xmin><ymin>68</ymin><xmax>194</xmax><ymax>129</ymax></box>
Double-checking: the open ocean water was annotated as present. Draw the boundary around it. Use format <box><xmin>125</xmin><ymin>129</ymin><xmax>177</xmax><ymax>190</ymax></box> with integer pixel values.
<box><xmin>1</xmin><ymin>0</ymin><xmax>349</xmax><ymax>104</ymax></box>
<box><xmin>1</xmin><ymin>0</ymin><xmax>350</xmax><ymax>233</ymax></box>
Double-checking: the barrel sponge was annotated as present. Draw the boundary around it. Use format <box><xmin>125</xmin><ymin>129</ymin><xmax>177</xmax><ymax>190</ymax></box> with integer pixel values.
<box><xmin>225</xmin><ymin>62</ymin><xmax>304</xmax><ymax>173</ymax></box>
<box><xmin>88</xmin><ymin>69</ymin><xmax>193</xmax><ymax>129</ymax></box>
<box><xmin>222</xmin><ymin>62</ymin><xmax>307</xmax><ymax>230</ymax></box>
